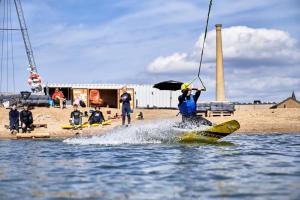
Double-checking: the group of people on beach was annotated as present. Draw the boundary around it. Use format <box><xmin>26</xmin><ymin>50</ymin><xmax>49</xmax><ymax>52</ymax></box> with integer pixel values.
<box><xmin>67</xmin><ymin>86</ymin><xmax>132</xmax><ymax>127</ymax></box>
<box><xmin>8</xmin><ymin>83</ymin><xmax>209</xmax><ymax>133</ymax></box>
<box><xmin>9</xmin><ymin>104</ymin><xmax>33</xmax><ymax>133</ymax></box>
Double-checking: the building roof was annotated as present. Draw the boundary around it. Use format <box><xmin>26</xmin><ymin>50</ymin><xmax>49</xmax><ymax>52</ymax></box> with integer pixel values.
<box><xmin>270</xmin><ymin>92</ymin><xmax>300</xmax><ymax>109</ymax></box>
<box><xmin>46</xmin><ymin>83</ymin><xmax>155</xmax><ymax>89</ymax></box>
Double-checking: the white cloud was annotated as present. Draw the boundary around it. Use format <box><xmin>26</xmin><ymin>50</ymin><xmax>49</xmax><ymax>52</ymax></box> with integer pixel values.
<box><xmin>148</xmin><ymin>26</ymin><xmax>300</xmax><ymax>73</ymax></box>
<box><xmin>147</xmin><ymin>26</ymin><xmax>300</xmax><ymax>102</ymax></box>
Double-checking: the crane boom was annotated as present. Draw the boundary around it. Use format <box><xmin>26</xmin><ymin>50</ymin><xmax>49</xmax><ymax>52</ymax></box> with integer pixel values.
<box><xmin>13</xmin><ymin>0</ymin><xmax>37</xmax><ymax>72</ymax></box>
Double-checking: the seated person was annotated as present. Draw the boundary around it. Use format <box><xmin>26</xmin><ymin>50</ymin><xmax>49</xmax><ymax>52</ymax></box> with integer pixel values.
<box><xmin>136</xmin><ymin>112</ymin><xmax>144</xmax><ymax>120</ymax></box>
<box><xmin>52</xmin><ymin>88</ymin><xmax>66</xmax><ymax>109</ymax></box>
<box><xmin>9</xmin><ymin>104</ymin><xmax>19</xmax><ymax>134</ymax></box>
<box><xmin>70</xmin><ymin>104</ymin><xmax>82</xmax><ymax>126</ymax></box>
<box><xmin>20</xmin><ymin>104</ymin><xmax>33</xmax><ymax>133</ymax></box>
<box><xmin>88</xmin><ymin>106</ymin><xmax>105</xmax><ymax>125</ymax></box>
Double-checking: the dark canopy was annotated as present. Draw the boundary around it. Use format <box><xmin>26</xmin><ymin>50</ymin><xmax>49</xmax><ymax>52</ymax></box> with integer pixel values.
<box><xmin>153</xmin><ymin>80</ymin><xmax>183</xmax><ymax>91</ymax></box>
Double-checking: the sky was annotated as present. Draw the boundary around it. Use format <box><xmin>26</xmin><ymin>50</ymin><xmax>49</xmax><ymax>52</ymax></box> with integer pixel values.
<box><xmin>0</xmin><ymin>0</ymin><xmax>299</xmax><ymax>102</ymax></box>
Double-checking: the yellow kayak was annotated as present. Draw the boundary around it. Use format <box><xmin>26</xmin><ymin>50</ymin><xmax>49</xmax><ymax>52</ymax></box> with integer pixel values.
<box><xmin>175</xmin><ymin>120</ymin><xmax>240</xmax><ymax>142</ymax></box>
<box><xmin>61</xmin><ymin>120</ymin><xmax>113</xmax><ymax>130</ymax></box>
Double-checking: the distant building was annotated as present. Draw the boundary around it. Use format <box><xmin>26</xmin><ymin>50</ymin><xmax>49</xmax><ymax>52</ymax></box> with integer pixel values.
<box><xmin>46</xmin><ymin>83</ymin><xmax>181</xmax><ymax>109</ymax></box>
<box><xmin>270</xmin><ymin>92</ymin><xmax>300</xmax><ymax>109</ymax></box>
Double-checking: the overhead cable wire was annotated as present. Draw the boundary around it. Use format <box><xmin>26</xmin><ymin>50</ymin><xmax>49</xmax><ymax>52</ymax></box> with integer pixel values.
<box><xmin>6</xmin><ymin>0</ymin><xmax>9</xmax><ymax>92</ymax></box>
<box><xmin>0</xmin><ymin>0</ymin><xmax>6</xmax><ymax>92</ymax></box>
<box><xmin>190</xmin><ymin>0</ymin><xmax>213</xmax><ymax>90</ymax></box>
<box><xmin>9</xmin><ymin>0</ymin><xmax>15</xmax><ymax>92</ymax></box>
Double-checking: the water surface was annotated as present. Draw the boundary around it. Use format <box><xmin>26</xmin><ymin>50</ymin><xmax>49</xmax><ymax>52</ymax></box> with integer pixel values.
<box><xmin>0</xmin><ymin>132</ymin><xmax>299</xmax><ymax>200</ymax></box>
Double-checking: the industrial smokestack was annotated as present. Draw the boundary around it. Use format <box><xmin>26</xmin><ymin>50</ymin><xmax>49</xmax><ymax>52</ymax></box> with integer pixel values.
<box><xmin>215</xmin><ymin>24</ymin><xmax>225</xmax><ymax>102</ymax></box>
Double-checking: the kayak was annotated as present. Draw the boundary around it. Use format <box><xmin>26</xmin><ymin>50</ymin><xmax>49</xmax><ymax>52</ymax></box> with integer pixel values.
<box><xmin>173</xmin><ymin>120</ymin><xmax>240</xmax><ymax>142</ymax></box>
<box><xmin>61</xmin><ymin>120</ymin><xmax>112</xmax><ymax>130</ymax></box>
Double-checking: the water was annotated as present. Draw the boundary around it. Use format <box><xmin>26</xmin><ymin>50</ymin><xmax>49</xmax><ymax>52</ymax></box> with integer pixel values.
<box><xmin>0</xmin><ymin>122</ymin><xmax>299</xmax><ymax>199</ymax></box>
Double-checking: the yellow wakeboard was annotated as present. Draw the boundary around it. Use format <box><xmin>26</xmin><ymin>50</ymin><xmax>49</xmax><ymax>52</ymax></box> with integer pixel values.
<box><xmin>61</xmin><ymin>120</ymin><xmax>112</xmax><ymax>130</ymax></box>
<box><xmin>175</xmin><ymin>120</ymin><xmax>240</xmax><ymax>142</ymax></box>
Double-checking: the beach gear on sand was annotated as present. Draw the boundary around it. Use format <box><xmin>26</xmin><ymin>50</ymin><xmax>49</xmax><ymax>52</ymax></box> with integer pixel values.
<box><xmin>173</xmin><ymin>120</ymin><xmax>240</xmax><ymax>142</ymax></box>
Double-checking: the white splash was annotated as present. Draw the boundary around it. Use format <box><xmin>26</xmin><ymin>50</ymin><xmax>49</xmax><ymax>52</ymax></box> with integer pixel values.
<box><xmin>63</xmin><ymin>119</ymin><xmax>179</xmax><ymax>145</ymax></box>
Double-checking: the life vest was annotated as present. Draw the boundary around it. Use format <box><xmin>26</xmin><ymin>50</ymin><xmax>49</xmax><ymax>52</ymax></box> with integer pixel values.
<box><xmin>178</xmin><ymin>94</ymin><xmax>196</xmax><ymax>116</ymax></box>
<box><xmin>72</xmin><ymin>111</ymin><xmax>81</xmax><ymax>119</ymax></box>
<box><xmin>21</xmin><ymin>111</ymin><xmax>33</xmax><ymax>124</ymax></box>
<box><xmin>91</xmin><ymin>111</ymin><xmax>103</xmax><ymax>123</ymax></box>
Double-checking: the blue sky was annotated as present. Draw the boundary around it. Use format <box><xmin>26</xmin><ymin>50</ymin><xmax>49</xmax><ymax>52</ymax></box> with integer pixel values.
<box><xmin>0</xmin><ymin>0</ymin><xmax>299</xmax><ymax>102</ymax></box>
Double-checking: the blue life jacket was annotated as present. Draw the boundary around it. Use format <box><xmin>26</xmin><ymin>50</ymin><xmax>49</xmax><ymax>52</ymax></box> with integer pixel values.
<box><xmin>179</xmin><ymin>94</ymin><xmax>196</xmax><ymax>116</ymax></box>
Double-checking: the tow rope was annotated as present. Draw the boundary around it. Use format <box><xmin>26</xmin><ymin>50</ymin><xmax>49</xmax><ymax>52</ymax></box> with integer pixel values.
<box><xmin>189</xmin><ymin>0</ymin><xmax>213</xmax><ymax>90</ymax></box>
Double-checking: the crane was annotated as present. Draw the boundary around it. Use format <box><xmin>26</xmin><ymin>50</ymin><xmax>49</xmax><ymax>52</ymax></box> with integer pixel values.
<box><xmin>0</xmin><ymin>0</ymin><xmax>43</xmax><ymax>94</ymax></box>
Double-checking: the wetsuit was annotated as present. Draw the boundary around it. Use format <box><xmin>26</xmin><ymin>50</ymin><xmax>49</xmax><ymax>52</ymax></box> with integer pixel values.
<box><xmin>9</xmin><ymin>109</ymin><xmax>19</xmax><ymax>133</ymax></box>
<box><xmin>20</xmin><ymin>110</ymin><xmax>33</xmax><ymax>133</ymax></box>
<box><xmin>70</xmin><ymin>110</ymin><xmax>82</xmax><ymax>126</ymax></box>
<box><xmin>178</xmin><ymin>90</ymin><xmax>212</xmax><ymax>126</ymax></box>
<box><xmin>120</xmin><ymin>92</ymin><xmax>131</xmax><ymax>125</ymax></box>
<box><xmin>89</xmin><ymin>111</ymin><xmax>105</xmax><ymax>124</ymax></box>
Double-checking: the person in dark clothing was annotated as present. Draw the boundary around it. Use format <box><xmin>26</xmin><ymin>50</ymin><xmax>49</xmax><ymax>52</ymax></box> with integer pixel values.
<box><xmin>89</xmin><ymin>106</ymin><xmax>105</xmax><ymax>125</ymax></box>
<box><xmin>9</xmin><ymin>104</ymin><xmax>19</xmax><ymax>134</ymax></box>
<box><xmin>178</xmin><ymin>83</ymin><xmax>212</xmax><ymax>127</ymax></box>
<box><xmin>120</xmin><ymin>86</ymin><xmax>131</xmax><ymax>126</ymax></box>
<box><xmin>20</xmin><ymin>104</ymin><xmax>33</xmax><ymax>133</ymax></box>
<box><xmin>70</xmin><ymin>104</ymin><xmax>82</xmax><ymax>126</ymax></box>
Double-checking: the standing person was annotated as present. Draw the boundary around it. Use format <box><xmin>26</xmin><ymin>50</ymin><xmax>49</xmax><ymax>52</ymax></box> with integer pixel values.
<box><xmin>88</xmin><ymin>106</ymin><xmax>105</xmax><ymax>125</ymax></box>
<box><xmin>178</xmin><ymin>83</ymin><xmax>212</xmax><ymax>126</ymax></box>
<box><xmin>20</xmin><ymin>104</ymin><xmax>33</xmax><ymax>133</ymax></box>
<box><xmin>52</xmin><ymin>88</ymin><xmax>66</xmax><ymax>109</ymax></box>
<box><xmin>9</xmin><ymin>104</ymin><xmax>19</xmax><ymax>134</ymax></box>
<box><xmin>70</xmin><ymin>104</ymin><xmax>82</xmax><ymax>126</ymax></box>
<box><xmin>120</xmin><ymin>86</ymin><xmax>131</xmax><ymax>126</ymax></box>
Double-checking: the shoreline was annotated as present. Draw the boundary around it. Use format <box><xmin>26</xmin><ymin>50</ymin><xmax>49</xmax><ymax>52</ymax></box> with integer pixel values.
<box><xmin>1</xmin><ymin>107</ymin><xmax>300</xmax><ymax>139</ymax></box>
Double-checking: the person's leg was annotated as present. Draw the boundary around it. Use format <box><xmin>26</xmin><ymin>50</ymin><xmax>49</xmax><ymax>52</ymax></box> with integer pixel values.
<box><xmin>127</xmin><ymin>113</ymin><xmax>131</xmax><ymax>125</ymax></box>
<box><xmin>15</xmin><ymin>120</ymin><xmax>19</xmax><ymax>133</ymax></box>
<box><xmin>193</xmin><ymin>115</ymin><xmax>212</xmax><ymax>126</ymax></box>
<box><xmin>22</xmin><ymin>123</ymin><xmax>27</xmax><ymax>133</ymax></box>
<box><xmin>121</xmin><ymin>105</ymin><xmax>126</xmax><ymax>126</ymax></box>
<box><xmin>59</xmin><ymin>98</ymin><xmax>63</xmax><ymax>109</ymax></box>
<box><xmin>125</xmin><ymin>105</ymin><xmax>131</xmax><ymax>125</ymax></box>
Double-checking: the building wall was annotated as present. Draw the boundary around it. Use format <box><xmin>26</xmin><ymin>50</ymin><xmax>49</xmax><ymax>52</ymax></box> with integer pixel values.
<box><xmin>276</xmin><ymin>99</ymin><xmax>300</xmax><ymax>108</ymax></box>
<box><xmin>47</xmin><ymin>83</ymin><xmax>181</xmax><ymax>109</ymax></box>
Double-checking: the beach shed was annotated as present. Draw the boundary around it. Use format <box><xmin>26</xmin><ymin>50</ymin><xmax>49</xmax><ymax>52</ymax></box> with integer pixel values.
<box><xmin>270</xmin><ymin>92</ymin><xmax>300</xmax><ymax>109</ymax></box>
<box><xmin>46</xmin><ymin>83</ymin><xmax>181</xmax><ymax>109</ymax></box>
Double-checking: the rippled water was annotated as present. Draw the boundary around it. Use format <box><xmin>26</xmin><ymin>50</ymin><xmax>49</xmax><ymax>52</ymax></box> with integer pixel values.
<box><xmin>0</xmin><ymin>131</ymin><xmax>299</xmax><ymax>199</ymax></box>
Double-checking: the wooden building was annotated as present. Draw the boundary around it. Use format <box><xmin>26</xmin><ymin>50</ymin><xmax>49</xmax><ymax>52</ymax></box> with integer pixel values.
<box><xmin>270</xmin><ymin>92</ymin><xmax>300</xmax><ymax>109</ymax></box>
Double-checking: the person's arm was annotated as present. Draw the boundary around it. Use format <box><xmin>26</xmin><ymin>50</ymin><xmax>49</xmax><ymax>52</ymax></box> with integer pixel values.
<box><xmin>51</xmin><ymin>93</ymin><xmax>55</xmax><ymax>100</ymax></box>
<box><xmin>193</xmin><ymin>90</ymin><xmax>201</xmax><ymax>102</ymax></box>
<box><xmin>9</xmin><ymin>111</ymin><xmax>12</xmax><ymax>121</ymax></box>
<box><xmin>20</xmin><ymin>111</ymin><xmax>24</xmax><ymax>123</ymax></box>
<box><xmin>29</xmin><ymin>112</ymin><xmax>33</xmax><ymax>124</ymax></box>
<box><xmin>88</xmin><ymin>112</ymin><xmax>94</xmax><ymax>121</ymax></box>
<box><xmin>100</xmin><ymin>111</ymin><xmax>105</xmax><ymax>121</ymax></box>
<box><xmin>120</xmin><ymin>94</ymin><xmax>123</xmax><ymax>103</ymax></box>
<box><xmin>128</xmin><ymin>93</ymin><xmax>131</xmax><ymax>101</ymax></box>
<box><xmin>178</xmin><ymin>90</ymin><xmax>189</xmax><ymax>106</ymax></box>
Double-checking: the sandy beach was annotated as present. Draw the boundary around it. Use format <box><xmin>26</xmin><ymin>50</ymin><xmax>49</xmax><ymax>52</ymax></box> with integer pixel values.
<box><xmin>1</xmin><ymin>107</ymin><xmax>300</xmax><ymax>139</ymax></box>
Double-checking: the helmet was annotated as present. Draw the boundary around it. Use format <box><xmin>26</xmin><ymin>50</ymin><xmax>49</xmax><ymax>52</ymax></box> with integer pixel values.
<box><xmin>181</xmin><ymin>82</ymin><xmax>192</xmax><ymax>91</ymax></box>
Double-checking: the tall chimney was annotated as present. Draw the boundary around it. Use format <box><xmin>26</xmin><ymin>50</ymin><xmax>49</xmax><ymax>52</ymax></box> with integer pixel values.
<box><xmin>215</xmin><ymin>24</ymin><xmax>225</xmax><ymax>102</ymax></box>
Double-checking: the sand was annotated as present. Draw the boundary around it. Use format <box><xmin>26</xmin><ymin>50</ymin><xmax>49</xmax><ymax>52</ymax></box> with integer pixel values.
<box><xmin>0</xmin><ymin>107</ymin><xmax>300</xmax><ymax>139</ymax></box>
